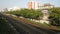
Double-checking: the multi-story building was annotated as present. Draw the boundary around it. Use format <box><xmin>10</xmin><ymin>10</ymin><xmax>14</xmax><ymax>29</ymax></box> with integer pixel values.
<box><xmin>38</xmin><ymin>3</ymin><xmax>54</xmax><ymax>9</ymax></box>
<box><xmin>28</xmin><ymin>1</ymin><xmax>54</xmax><ymax>10</ymax></box>
<box><xmin>28</xmin><ymin>1</ymin><xmax>39</xmax><ymax>9</ymax></box>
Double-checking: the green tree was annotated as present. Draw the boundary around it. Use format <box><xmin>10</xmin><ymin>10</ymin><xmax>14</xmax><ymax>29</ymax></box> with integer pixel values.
<box><xmin>6</xmin><ymin>9</ymin><xmax>43</xmax><ymax>19</ymax></box>
<box><xmin>48</xmin><ymin>7</ymin><xmax>60</xmax><ymax>26</ymax></box>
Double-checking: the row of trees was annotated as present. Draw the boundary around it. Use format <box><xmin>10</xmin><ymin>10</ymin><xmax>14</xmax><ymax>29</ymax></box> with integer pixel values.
<box><xmin>48</xmin><ymin>7</ymin><xmax>60</xmax><ymax>26</ymax></box>
<box><xmin>7</xmin><ymin>9</ymin><xmax>43</xmax><ymax>20</ymax></box>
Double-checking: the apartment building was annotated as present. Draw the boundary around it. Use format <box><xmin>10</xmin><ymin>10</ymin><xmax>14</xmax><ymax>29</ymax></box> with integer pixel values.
<box><xmin>28</xmin><ymin>1</ymin><xmax>39</xmax><ymax>9</ymax></box>
<box><xmin>38</xmin><ymin>3</ymin><xmax>54</xmax><ymax>10</ymax></box>
<box><xmin>28</xmin><ymin>1</ymin><xmax>54</xmax><ymax>10</ymax></box>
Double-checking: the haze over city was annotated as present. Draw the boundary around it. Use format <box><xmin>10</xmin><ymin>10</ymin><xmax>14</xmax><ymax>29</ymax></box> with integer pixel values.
<box><xmin>0</xmin><ymin>0</ymin><xmax>60</xmax><ymax>10</ymax></box>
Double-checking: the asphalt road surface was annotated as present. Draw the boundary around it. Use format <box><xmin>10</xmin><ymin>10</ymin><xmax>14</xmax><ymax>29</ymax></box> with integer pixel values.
<box><xmin>0</xmin><ymin>13</ymin><xmax>57</xmax><ymax>34</ymax></box>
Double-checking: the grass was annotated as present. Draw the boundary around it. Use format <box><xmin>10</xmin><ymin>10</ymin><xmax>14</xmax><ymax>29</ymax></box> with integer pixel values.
<box><xmin>4</xmin><ymin>13</ymin><xmax>59</xmax><ymax>30</ymax></box>
<box><xmin>0</xmin><ymin>16</ymin><xmax>18</xmax><ymax>34</ymax></box>
<box><xmin>56</xmin><ymin>26</ymin><xmax>60</xmax><ymax>30</ymax></box>
<box><xmin>5</xmin><ymin>13</ymin><xmax>51</xmax><ymax>29</ymax></box>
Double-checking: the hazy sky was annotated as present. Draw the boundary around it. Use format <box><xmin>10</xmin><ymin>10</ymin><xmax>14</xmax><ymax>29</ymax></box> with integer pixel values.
<box><xmin>0</xmin><ymin>0</ymin><xmax>60</xmax><ymax>10</ymax></box>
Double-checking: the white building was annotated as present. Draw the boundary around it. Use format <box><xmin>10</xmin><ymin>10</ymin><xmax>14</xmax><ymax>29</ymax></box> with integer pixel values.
<box><xmin>38</xmin><ymin>3</ymin><xmax>54</xmax><ymax>9</ymax></box>
<box><xmin>8</xmin><ymin>6</ymin><xmax>20</xmax><ymax>11</ymax></box>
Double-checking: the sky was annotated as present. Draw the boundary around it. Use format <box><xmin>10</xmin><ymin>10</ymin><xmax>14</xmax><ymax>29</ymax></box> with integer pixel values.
<box><xmin>0</xmin><ymin>0</ymin><xmax>60</xmax><ymax>10</ymax></box>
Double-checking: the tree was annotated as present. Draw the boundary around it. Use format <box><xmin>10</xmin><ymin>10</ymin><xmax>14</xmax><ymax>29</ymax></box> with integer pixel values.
<box><xmin>6</xmin><ymin>9</ymin><xmax>43</xmax><ymax>19</ymax></box>
<box><xmin>48</xmin><ymin>7</ymin><xmax>60</xmax><ymax>26</ymax></box>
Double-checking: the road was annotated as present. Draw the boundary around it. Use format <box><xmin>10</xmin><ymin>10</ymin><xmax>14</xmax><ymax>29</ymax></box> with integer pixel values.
<box><xmin>0</xmin><ymin>13</ymin><xmax>57</xmax><ymax>34</ymax></box>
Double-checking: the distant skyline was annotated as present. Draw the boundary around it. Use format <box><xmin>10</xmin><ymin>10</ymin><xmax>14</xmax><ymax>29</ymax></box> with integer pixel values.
<box><xmin>0</xmin><ymin>0</ymin><xmax>60</xmax><ymax>10</ymax></box>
